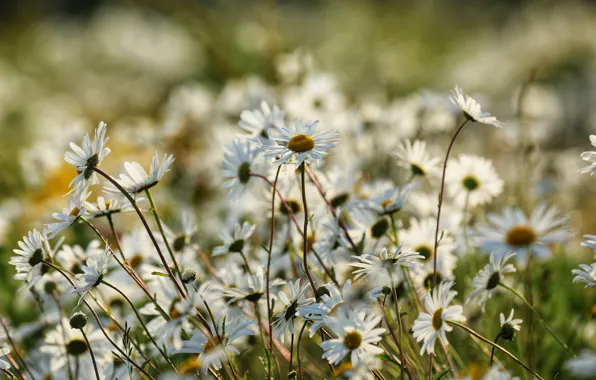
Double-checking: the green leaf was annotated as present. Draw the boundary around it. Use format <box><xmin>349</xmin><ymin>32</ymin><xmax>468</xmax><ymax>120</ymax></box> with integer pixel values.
<box><xmin>434</xmin><ymin>369</ymin><xmax>451</xmax><ymax>380</ymax></box>
<box><xmin>151</xmin><ymin>271</ymin><xmax>168</xmax><ymax>277</ymax></box>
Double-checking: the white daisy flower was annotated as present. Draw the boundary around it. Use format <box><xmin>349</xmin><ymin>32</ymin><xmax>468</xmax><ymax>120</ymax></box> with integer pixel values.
<box><xmin>212</xmin><ymin>221</ymin><xmax>256</xmax><ymax>256</ymax></box>
<box><xmin>261</xmin><ymin>119</ymin><xmax>340</xmax><ymax>166</ymax></box>
<box><xmin>450</xmin><ymin>85</ymin><xmax>503</xmax><ymax>128</ymax></box>
<box><xmin>466</xmin><ymin>252</ymin><xmax>516</xmax><ymax>311</ymax></box>
<box><xmin>299</xmin><ymin>280</ymin><xmax>353</xmax><ymax>337</ymax></box>
<box><xmin>160</xmin><ymin>210</ymin><xmax>199</xmax><ymax>255</ymax></box>
<box><xmin>572</xmin><ymin>263</ymin><xmax>596</xmax><ymax>288</ymax></box>
<box><xmin>175</xmin><ymin>316</ymin><xmax>256</xmax><ymax>375</ymax></box>
<box><xmin>68</xmin><ymin>247</ymin><xmax>111</xmax><ymax>306</ymax></box>
<box><xmin>359</xmin><ymin>183</ymin><xmax>416</xmax><ymax>216</ymax></box>
<box><xmin>350</xmin><ymin>245</ymin><xmax>424</xmax><ymax>283</ymax></box>
<box><xmin>44</xmin><ymin>189</ymin><xmax>90</xmax><ymax>240</ymax></box>
<box><xmin>64</xmin><ymin>121</ymin><xmax>110</xmax><ymax>193</ymax></box>
<box><xmin>272</xmin><ymin>280</ymin><xmax>314</xmax><ymax>343</ymax></box>
<box><xmin>220</xmin><ymin>266</ymin><xmax>283</xmax><ymax>305</ymax></box>
<box><xmin>394</xmin><ymin>139</ymin><xmax>440</xmax><ymax>179</ymax></box>
<box><xmin>446</xmin><ymin>154</ymin><xmax>503</xmax><ymax>207</ymax></box>
<box><xmin>320</xmin><ymin>309</ymin><xmax>385</xmax><ymax>366</ymax></box>
<box><xmin>238</xmin><ymin>100</ymin><xmax>285</xmax><ymax>142</ymax></box>
<box><xmin>412</xmin><ymin>281</ymin><xmax>466</xmax><ymax>355</ymax></box>
<box><xmin>56</xmin><ymin>240</ymin><xmax>103</xmax><ymax>275</ymax></box>
<box><xmin>9</xmin><ymin>229</ymin><xmax>47</xmax><ymax>283</ymax></box>
<box><xmin>580</xmin><ymin>234</ymin><xmax>596</xmax><ymax>252</ymax></box>
<box><xmin>499</xmin><ymin>309</ymin><xmax>522</xmax><ymax>341</ymax></box>
<box><xmin>474</xmin><ymin>204</ymin><xmax>570</xmax><ymax>264</ymax></box>
<box><xmin>564</xmin><ymin>350</ymin><xmax>596</xmax><ymax>378</ymax></box>
<box><xmin>579</xmin><ymin>135</ymin><xmax>596</xmax><ymax>176</ymax></box>
<box><xmin>104</xmin><ymin>151</ymin><xmax>175</xmax><ymax>195</ymax></box>
<box><xmin>0</xmin><ymin>340</ymin><xmax>10</xmax><ymax>370</ymax></box>
<box><xmin>222</xmin><ymin>139</ymin><xmax>265</xmax><ymax>199</ymax></box>
<box><xmin>84</xmin><ymin>195</ymin><xmax>134</xmax><ymax>219</ymax></box>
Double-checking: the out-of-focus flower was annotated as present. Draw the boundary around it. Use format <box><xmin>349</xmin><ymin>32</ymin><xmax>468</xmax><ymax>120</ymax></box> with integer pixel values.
<box><xmin>104</xmin><ymin>152</ymin><xmax>175</xmax><ymax>195</ymax></box>
<box><xmin>450</xmin><ymin>85</ymin><xmax>503</xmax><ymax>128</ymax></box>
<box><xmin>466</xmin><ymin>252</ymin><xmax>516</xmax><ymax>311</ymax></box>
<box><xmin>579</xmin><ymin>135</ymin><xmax>596</xmax><ymax>175</ymax></box>
<box><xmin>446</xmin><ymin>154</ymin><xmax>503</xmax><ymax>207</ymax></box>
<box><xmin>572</xmin><ymin>263</ymin><xmax>596</xmax><ymax>288</ymax></box>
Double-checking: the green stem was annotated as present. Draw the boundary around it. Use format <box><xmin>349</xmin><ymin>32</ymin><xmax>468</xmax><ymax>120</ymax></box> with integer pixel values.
<box><xmin>300</xmin><ymin>163</ymin><xmax>317</xmax><ymax>298</ymax></box>
<box><xmin>81</xmin><ymin>329</ymin><xmax>101</xmax><ymax>380</ymax></box>
<box><xmin>449</xmin><ymin>321</ymin><xmax>543</xmax><ymax>380</ymax></box>
<box><xmin>388</xmin><ymin>272</ymin><xmax>406</xmax><ymax>380</ymax></box>
<box><xmin>498</xmin><ymin>282</ymin><xmax>576</xmax><ymax>357</ymax></box>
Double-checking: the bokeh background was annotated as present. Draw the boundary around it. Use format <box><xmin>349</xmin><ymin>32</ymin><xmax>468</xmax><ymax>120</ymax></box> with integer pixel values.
<box><xmin>1</xmin><ymin>0</ymin><xmax>596</xmax><ymax>367</ymax></box>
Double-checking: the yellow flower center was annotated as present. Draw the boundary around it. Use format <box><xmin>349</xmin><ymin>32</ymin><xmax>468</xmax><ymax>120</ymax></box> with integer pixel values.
<box><xmin>343</xmin><ymin>331</ymin><xmax>363</xmax><ymax>350</ymax></box>
<box><xmin>415</xmin><ymin>244</ymin><xmax>433</xmax><ymax>262</ymax></box>
<box><xmin>69</xmin><ymin>207</ymin><xmax>80</xmax><ymax>217</ymax></box>
<box><xmin>288</xmin><ymin>134</ymin><xmax>315</xmax><ymax>153</ymax></box>
<box><xmin>505</xmin><ymin>225</ymin><xmax>537</xmax><ymax>247</ymax></box>
<box><xmin>332</xmin><ymin>362</ymin><xmax>354</xmax><ymax>377</ymax></box>
<box><xmin>179</xmin><ymin>355</ymin><xmax>202</xmax><ymax>374</ymax></box>
<box><xmin>432</xmin><ymin>308</ymin><xmax>444</xmax><ymax>330</ymax></box>
<box><xmin>380</xmin><ymin>199</ymin><xmax>393</xmax><ymax>209</ymax></box>
<box><xmin>129</xmin><ymin>254</ymin><xmax>143</xmax><ymax>269</ymax></box>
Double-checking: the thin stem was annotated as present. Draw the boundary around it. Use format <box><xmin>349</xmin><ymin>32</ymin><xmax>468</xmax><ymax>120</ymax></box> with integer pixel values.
<box><xmin>300</xmin><ymin>164</ymin><xmax>317</xmax><ymax>298</ymax></box>
<box><xmin>51</xmin><ymin>292</ymin><xmax>74</xmax><ymax>380</ymax></box>
<box><xmin>388</xmin><ymin>272</ymin><xmax>406</xmax><ymax>380</ymax></box>
<box><xmin>101</xmin><ymin>280</ymin><xmax>179</xmax><ymax>373</ymax></box>
<box><xmin>490</xmin><ymin>333</ymin><xmax>501</xmax><ymax>366</ymax></box>
<box><xmin>0</xmin><ymin>316</ymin><xmax>34</xmax><ymax>380</ymax></box>
<box><xmin>106</xmin><ymin>214</ymin><xmax>127</xmax><ymax>262</ymax></box>
<box><xmin>266</xmin><ymin>165</ymin><xmax>281</xmax><ymax>380</ymax></box>
<box><xmin>289</xmin><ymin>332</ymin><xmax>295</xmax><ymax>373</ymax></box>
<box><xmin>296</xmin><ymin>321</ymin><xmax>308</xmax><ymax>379</ymax></box>
<box><xmin>238</xmin><ymin>250</ymin><xmax>253</xmax><ymax>275</ymax></box>
<box><xmin>80</xmin><ymin>329</ymin><xmax>101</xmax><ymax>380</ymax></box>
<box><xmin>498</xmin><ymin>282</ymin><xmax>576</xmax><ymax>357</ymax></box>
<box><xmin>93</xmin><ymin>167</ymin><xmax>187</xmax><ymax>299</ymax></box>
<box><xmin>449</xmin><ymin>321</ymin><xmax>543</xmax><ymax>380</ymax></box>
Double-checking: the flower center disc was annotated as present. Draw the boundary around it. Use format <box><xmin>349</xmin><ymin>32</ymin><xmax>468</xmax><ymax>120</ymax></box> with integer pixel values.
<box><xmin>288</xmin><ymin>134</ymin><xmax>315</xmax><ymax>153</ymax></box>
<box><xmin>415</xmin><ymin>245</ymin><xmax>433</xmax><ymax>262</ymax></box>
<box><xmin>237</xmin><ymin>161</ymin><xmax>252</xmax><ymax>184</ymax></box>
<box><xmin>487</xmin><ymin>272</ymin><xmax>500</xmax><ymax>289</ymax></box>
<box><xmin>66</xmin><ymin>339</ymin><xmax>89</xmax><ymax>356</ymax></box>
<box><xmin>462</xmin><ymin>175</ymin><xmax>480</xmax><ymax>191</ymax></box>
<box><xmin>29</xmin><ymin>248</ymin><xmax>43</xmax><ymax>266</ymax></box>
<box><xmin>343</xmin><ymin>331</ymin><xmax>362</xmax><ymax>350</ymax></box>
<box><xmin>505</xmin><ymin>225</ymin><xmax>537</xmax><ymax>247</ymax></box>
<box><xmin>432</xmin><ymin>308</ymin><xmax>444</xmax><ymax>330</ymax></box>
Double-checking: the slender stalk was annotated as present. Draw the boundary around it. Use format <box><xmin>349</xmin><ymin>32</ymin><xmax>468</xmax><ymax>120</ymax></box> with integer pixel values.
<box><xmin>1</xmin><ymin>369</ymin><xmax>17</xmax><ymax>380</ymax></box>
<box><xmin>289</xmin><ymin>332</ymin><xmax>295</xmax><ymax>373</ymax></box>
<box><xmin>106</xmin><ymin>214</ymin><xmax>127</xmax><ymax>262</ymax></box>
<box><xmin>266</xmin><ymin>165</ymin><xmax>282</xmax><ymax>380</ymax></box>
<box><xmin>296</xmin><ymin>321</ymin><xmax>308</xmax><ymax>379</ymax></box>
<box><xmin>490</xmin><ymin>333</ymin><xmax>502</xmax><ymax>366</ymax></box>
<box><xmin>0</xmin><ymin>316</ymin><xmax>34</xmax><ymax>380</ymax></box>
<box><xmin>388</xmin><ymin>272</ymin><xmax>406</xmax><ymax>380</ymax></box>
<box><xmin>449</xmin><ymin>321</ymin><xmax>543</xmax><ymax>380</ymax></box>
<box><xmin>80</xmin><ymin>329</ymin><xmax>101</xmax><ymax>380</ymax></box>
<box><xmin>51</xmin><ymin>292</ymin><xmax>74</xmax><ymax>380</ymax></box>
<box><xmin>498</xmin><ymin>282</ymin><xmax>576</xmax><ymax>357</ymax></box>
<box><xmin>300</xmin><ymin>164</ymin><xmax>317</xmax><ymax>297</ymax></box>
<box><xmin>101</xmin><ymin>280</ymin><xmax>179</xmax><ymax>373</ymax></box>
<box><xmin>92</xmin><ymin>167</ymin><xmax>187</xmax><ymax>299</ymax></box>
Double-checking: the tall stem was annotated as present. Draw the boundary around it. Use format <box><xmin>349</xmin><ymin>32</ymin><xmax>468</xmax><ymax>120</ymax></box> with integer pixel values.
<box><xmin>106</xmin><ymin>214</ymin><xmax>127</xmax><ymax>262</ymax></box>
<box><xmin>388</xmin><ymin>271</ymin><xmax>406</xmax><ymax>379</ymax></box>
<box><xmin>0</xmin><ymin>316</ymin><xmax>34</xmax><ymax>380</ymax></box>
<box><xmin>498</xmin><ymin>282</ymin><xmax>576</xmax><ymax>357</ymax></box>
<box><xmin>92</xmin><ymin>167</ymin><xmax>186</xmax><ymax>299</ymax></box>
<box><xmin>489</xmin><ymin>333</ymin><xmax>501</xmax><ymax>366</ymax></box>
<box><xmin>449</xmin><ymin>321</ymin><xmax>543</xmax><ymax>380</ymax></box>
<box><xmin>81</xmin><ymin>329</ymin><xmax>101</xmax><ymax>380</ymax></box>
<box><xmin>266</xmin><ymin>165</ymin><xmax>281</xmax><ymax>380</ymax></box>
<box><xmin>300</xmin><ymin>164</ymin><xmax>317</xmax><ymax>298</ymax></box>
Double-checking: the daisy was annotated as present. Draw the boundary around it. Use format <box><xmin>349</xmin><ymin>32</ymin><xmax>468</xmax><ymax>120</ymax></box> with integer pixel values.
<box><xmin>446</xmin><ymin>154</ymin><xmax>503</xmax><ymax>207</ymax></box>
<box><xmin>272</xmin><ymin>280</ymin><xmax>314</xmax><ymax>343</ymax></box>
<box><xmin>220</xmin><ymin>266</ymin><xmax>283</xmax><ymax>305</ymax></box>
<box><xmin>56</xmin><ymin>240</ymin><xmax>103</xmax><ymax>275</ymax></box>
<box><xmin>572</xmin><ymin>263</ymin><xmax>596</xmax><ymax>288</ymax></box>
<box><xmin>360</xmin><ymin>183</ymin><xmax>416</xmax><ymax>216</ymax></box>
<box><xmin>175</xmin><ymin>316</ymin><xmax>256</xmax><ymax>375</ymax></box>
<box><xmin>412</xmin><ymin>281</ymin><xmax>466</xmax><ymax>355</ymax></box>
<box><xmin>0</xmin><ymin>339</ymin><xmax>10</xmax><ymax>370</ymax></box>
<box><xmin>351</xmin><ymin>245</ymin><xmax>424</xmax><ymax>283</ymax></box>
<box><xmin>580</xmin><ymin>234</ymin><xmax>596</xmax><ymax>252</ymax></box>
<box><xmin>161</xmin><ymin>210</ymin><xmax>199</xmax><ymax>254</ymax></box>
<box><xmin>320</xmin><ymin>309</ymin><xmax>385</xmax><ymax>366</ymax></box>
<box><xmin>85</xmin><ymin>195</ymin><xmax>134</xmax><ymax>219</ymax></box>
<box><xmin>9</xmin><ymin>229</ymin><xmax>46</xmax><ymax>283</ymax></box>
<box><xmin>499</xmin><ymin>309</ymin><xmax>522</xmax><ymax>341</ymax></box>
<box><xmin>104</xmin><ymin>151</ymin><xmax>175</xmax><ymax>195</ymax></box>
<box><xmin>222</xmin><ymin>139</ymin><xmax>264</xmax><ymax>199</ymax></box>
<box><xmin>212</xmin><ymin>221</ymin><xmax>256</xmax><ymax>256</ymax></box>
<box><xmin>450</xmin><ymin>85</ymin><xmax>503</xmax><ymax>128</ymax></box>
<box><xmin>238</xmin><ymin>101</ymin><xmax>285</xmax><ymax>142</ymax></box>
<box><xmin>579</xmin><ymin>135</ymin><xmax>596</xmax><ymax>175</ymax></box>
<box><xmin>68</xmin><ymin>247</ymin><xmax>111</xmax><ymax>306</ymax></box>
<box><xmin>564</xmin><ymin>350</ymin><xmax>596</xmax><ymax>378</ymax></box>
<box><xmin>44</xmin><ymin>189</ymin><xmax>90</xmax><ymax>240</ymax></box>
<box><xmin>260</xmin><ymin>119</ymin><xmax>340</xmax><ymax>166</ymax></box>
<box><xmin>64</xmin><ymin>121</ymin><xmax>110</xmax><ymax>192</ymax></box>
<box><xmin>299</xmin><ymin>280</ymin><xmax>352</xmax><ymax>337</ymax></box>
<box><xmin>474</xmin><ymin>204</ymin><xmax>570</xmax><ymax>264</ymax></box>
<box><xmin>466</xmin><ymin>252</ymin><xmax>516</xmax><ymax>311</ymax></box>
<box><xmin>394</xmin><ymin>139</ymin><xmax>440</xmax><ymax>179</ymax></box>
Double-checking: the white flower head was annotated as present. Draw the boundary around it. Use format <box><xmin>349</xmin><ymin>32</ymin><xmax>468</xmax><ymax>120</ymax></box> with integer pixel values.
<box><xmin>581</xmin><ymin>234</ymin><xmax>596</xmax><ymax>254</ymax></box>
<box><xmin>0</xmin><ymin>345</ymin><xmax>10</xmax><ymax>370</ymax></box>
<box><xmin>9</xmin><ymin>229</ymin><xmax>47</xmax><ymax>283</ymax></box>
<box><xmin>572</xmin><ymin>263</ymin><xmax>596</xmax><ymax>288</ymax></box>
<box><xmin>499</xmin><ymin>309</ymin><xmax>522</xmax><ymax>341</ymax></box>
<box><xmin>272</xmin><ymin>280</ymin><xmax>314</xmax><ymax>342</ymax></box>
<box><xmin>222</xmin><ymin>139</ymin><xmax>264</xmax><ymax>199</ymax></box>
<box><xmin>466</xmin><ymin>252</ymin><xmax>516</xmax><ymax>311</ymax></box>
<box><xmin>446</xmin><ymin>154</ymin><xmax>503</xmax><ymax>207</ymax></box>
<box><xmin>68</xmin><ymin>247</ymin><xmax>111</xmax><ymax>306</ymax></box>
<box><xmin>412</xmin><ymin>281</ymin><xmax>466</xmax><ymax>355</ymax></box>
<box><xmin>44</xmin><ymin>188</ymin><xmax>90</xmax><ymax>240</ymax></box>
<box><xmin>579</xmin><ymin>135</ymin><xmax>596</xmax><ymax>176</ymax></box>
<box><xmin>64</xmin><ymin>121</ymin><xmax>110</xmax><ymax>193</ymax></box>
<box><xmin>564</xmin><ymin>350</ymin><xmax>596</xmax><ymax>378</ymax></box>
<box><xmin>85</xmin><ymin>195</ymin><xmax>135</xmax><ymax>219</ymax></box>
<box><xmin>350</xmin><ymin>245</ymin><xmax>424</xmax><ymax>283</ymax></box>
<box><xmin>450</xmin><ymin>85</ymin><xmax>503</xmax><ymax>128</ymax></box>
<box><xmin>239</xmin><ymin>101</ymin><xmax>285</xmax><ymax>142</ymax></box>
<box><xmin>394</xmin><ymin>139</ymin><xmax>440</xmax><ymax>179</ymax></box>
<box><xmin>104</xmin><ymin>151</ymin><xmax>175</xmax><ymax>195</ymax></box>
<box><xmin>212</xmin><ymin>221</ymin><xmax>256</xmax><ymax>256</ymax></box>
<box><xmin>261</xmin><ymin>119</ymin><xmax>340</xmax><ymax>166</ymax></box>
<box><xmin>360</xmin><ymin>183</ymin><xmax>416</xmax><ymax>216</ymax></box>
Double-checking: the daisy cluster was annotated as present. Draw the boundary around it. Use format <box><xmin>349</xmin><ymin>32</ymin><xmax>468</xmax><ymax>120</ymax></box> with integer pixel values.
<box><xmin>1</xmin><ymin>68</ymin><xmax>595</xmax><ymax>380</ymax></box>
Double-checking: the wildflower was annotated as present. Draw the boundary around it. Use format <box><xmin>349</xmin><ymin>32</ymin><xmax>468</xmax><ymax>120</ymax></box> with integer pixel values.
<box><xmin>320</xmin><ymin>309</ymin><xmax>385</xmax><ymax>366</ymax></box>
<box><xmin>222</xmin><ymin>139</ymin><xmax>264</xmax><ymax>199</ymax></box>
<box><xmin>44</xmin><ymin>189</ymin><xmax>90</xmax><ymax>239</ymax></box>
<box><xmin>466</xmin><ymin>252</ymin><xmax>516</xmax><ymax>311</ymax></box>
<box><xmin>273</xmin><ymin>280</ymin><xmax>314</xmax><ymax>343</ymax></box>
<box><xmin>446</xmin><ymin>154</ymin><xmax>503</xmax><ymax>207</ymax></box>
<box><xmin>412</xmin><ymin>281</ymin><xmax>466</xmax><ymax>355</ymax></box>
<box><xmin>394</xmin><ymin>139</ymin><xmax>440</xmax><ymax>179</ymax></box>
<box><xmin>581</xmin><ymin>234</ymin><xmax>596</xmax><ymax>252</ymax></box>
<box><xmin>579</xmin><ymin>135</ymin><xmax>596</xmax><ymax>175</ymax></box>
<box><xmin>474</xmin><ymin>204</ymin><xmax>570</xmax><ymax>264</ymax></box>
<box><xmin>360</xmin><ymin>183</ymin><xmax>416</xmax><ymax>216</ymax></box>
<box><xmin>68</xmin><ymin>247</ymin><xmax>111</xmax><ymax>306</ymax></box>
<box><xmin>351</xmin><ymin>245</ymin><xmax>424</xmax><ymax>282</ymax></box>
<box><xmin>572</xmin><ymin>263</ymin><xmax>596</xmax><ymax>288</ymax></box>
<box><xmin>450</xmin><ymin>85</ymin><xmax>503</xmax><ymax>127</ymax></box>
<box><xmin>564</xmin><ymin>350</ymin><xmax>596</xmax><ymax>378</ymax></box>
<box><xmin>499</xmin><ymin>309</ymin><xmax>522</xmax><ymax>341</ymax></box>
<box><xmin>299</xmin><ymin>281</ymin><xmax>352</xmax><ymax>337</ymax></box>
<box><xmin>212</xmin><ymin>221</ymin><xmax>256</xmax><ymax>256</ymax></box>
<box><xmin>9</xmin><ymin>229</ymin><xmax>46</xmax><ymax>283</ymax></box>
<box><xmin>85</xmin><ymin>195</ymin><xmax>134</xmax><ymax>219</ymax></box>
<box><xmin>261</xmin><ymin>119</ymin><xmax>340</xmax><ymax>166</ymax></box>
<box><xmin>238</xmin><ymin>101</ymin><xmax>285</xmax><ymax>142</ymax></box>
<box><xmin>64</xmin><ymin>121</ymin><xmax>110</xmax><ymax>193</ymax></box>
<box><xmin>0</xmin><ymin>338</ymin><xmax>10</xmax><ymax>370</ymax></box>
<box><xmin>104</xmin><ymin>151</ymin><xmax>175</xmax><ymax>195</ymax></box>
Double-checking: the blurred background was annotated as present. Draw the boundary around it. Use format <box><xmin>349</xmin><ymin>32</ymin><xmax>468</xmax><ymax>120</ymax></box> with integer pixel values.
<box><xmin>1</xmin><ymin>0</ymin><xmax>596</xmax><ymax>328</ymax></box>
